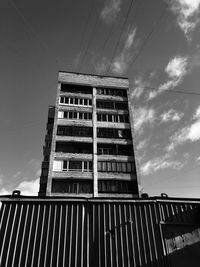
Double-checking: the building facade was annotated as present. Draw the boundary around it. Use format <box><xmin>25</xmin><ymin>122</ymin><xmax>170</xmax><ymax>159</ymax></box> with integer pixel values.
<box><xmin>39</xmin><ymin>71</ymin><xmax>140</xmax><ymax>197</ymax></box>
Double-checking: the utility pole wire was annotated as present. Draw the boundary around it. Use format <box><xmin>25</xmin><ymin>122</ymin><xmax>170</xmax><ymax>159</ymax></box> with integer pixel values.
<box><xmin>78</xmin><ymin>1</ymin><xmax>101</xmax><ymax>72</ymax></box>
<box><xmin>75</xmin><ymin>0</ymin><xmax>95</xmax><ymax>71</ymax></box>
<box><xmin>134</xmin><ymin>85</ymin><xmax>200</xmax><ymax>97</ymax></box>
<box><xmin>129</xmin><ymin>4</ymin><xmax>168</xmax><ymax>70</ymax></box>
<box><xmin>106</xmin><ymin>0</ymin><xmax>135</xmax><ymax>75</ymax></box>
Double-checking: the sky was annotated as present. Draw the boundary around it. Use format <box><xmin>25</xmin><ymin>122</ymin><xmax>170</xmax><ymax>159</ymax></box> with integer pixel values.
<box><xmin>0</xmin><ymin>0</ymin><xmax>200</xmax><ymax>198</ymax></box>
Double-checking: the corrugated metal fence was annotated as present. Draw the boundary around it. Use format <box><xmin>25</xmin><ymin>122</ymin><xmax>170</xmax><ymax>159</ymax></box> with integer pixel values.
<box><xmin>0</xmin><ymin>198</ymin><xmax>199</xmax><ymax>267</ymax></box>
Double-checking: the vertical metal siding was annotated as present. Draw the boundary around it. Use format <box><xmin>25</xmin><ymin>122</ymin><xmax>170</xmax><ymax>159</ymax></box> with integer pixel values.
<box><xmin>0</xmin><ymin>199</ymin><xmax>199</xmax><ymax>267</ymax></box>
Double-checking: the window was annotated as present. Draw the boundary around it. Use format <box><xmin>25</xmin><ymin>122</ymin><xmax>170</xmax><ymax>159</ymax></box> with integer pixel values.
<box><xmin>57</xmin><ymin>126</ymin><xmax>92</xmax><ymax>137</ymax></box>
<box><xmin>56</xmin><ymin>141</ymin><xmax>93</xmax><ymax>154</ymax></box>
<box><xmin>97</xmin><ymin>161</ymin><xmax>134</xmax><ymax>173</ymax></box>
<box><xmin>60</xmin><ymin>83</ymin><xmax>92</xmax><ymax>94</ymax></box>
<box><xmin>96</xmin><ymin>88</ymin><xmax>127</xmax><ymax>97</ymax></box>
<box><xmin>97</xmin><ymin>128</ymin><xmax>132</xmax><ymax>139</ymax></box>
<box><xmin>79</xmin><ymin>112</ymin><xmax>83</xmax><ymax>119</ymax></box>
<box><xmin>69</xmin><ymin>161</ymin><xmax>82</xmax><ymax>170</ymax></box>
<box><xmin>62</xmin><ymin>111</ymin><xmax>92</xmax><ymax>120</ymax></box>
<box><xmin>108</xmin><ymin>114</ymin><xmax>112</xmax><ymax>122</ymax></box>
<box><xmin>59</xmin><ymin>97</ymin><xmax>92</xmax><ymax>106</ymax></box>
<box><xmin>98</xmin><ymin>180</ymin><xmax>137</xmax><ymax>194</ymax></box>
<box><xmin>52</xmin><ymin>179</ymin><xmax>93</xmax><ymax>193</ymax></box>
<box><xmin>63</xmin><ymin>160</ymin><xmax>93</xmax><ymax>172</ymax></box>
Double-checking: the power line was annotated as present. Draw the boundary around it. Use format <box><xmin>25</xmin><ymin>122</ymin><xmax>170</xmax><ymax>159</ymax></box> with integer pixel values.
<box><xmin>132</xmin><ymin>84</ymin><xmax>200</xmax><ymax>97</ymax></box>
<box><xmin>75</xmin><ymin>0</ymin><xmax>95</xmax><ymax>70</ymax></box>
<box><xmin>128</xmin><ymin>4</ymin><xmax>168</xmax><ymax>70</ymax></box>
<box><xmin>78</xmin><ymin>1</ymin><xmax>101</xmax><ymax>71</ymax></box>
<box><xmin>106</xmin><ymin>0</ymin><xmax>135</xmax><ymax>74</ymax></box>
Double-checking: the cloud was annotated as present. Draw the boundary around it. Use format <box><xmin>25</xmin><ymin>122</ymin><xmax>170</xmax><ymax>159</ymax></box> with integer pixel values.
<box><xmin>196</xmin><ymin>156</ymin><xmax>200</xmax><ymax>164</ymax></box>
<box><xmin>141</xmin><ymin>156</ymin><xmax>185</xmax><ymax>175</ymax></box>
<box><xmin>131</xmin><ymin>77</ymin><xmax>145</xmax><ymax>99</ymax></box>
<box><xmin>95</xmin><ymin>57</ymin><xmax>110</xmax><ymax>74</ymax></box>
<box><xmin>137</xmin><ymin>139</ymin><xmax>148</xmax><ymax>151</ymax></box>
<box><xmin>148</xmin><ymin>55</ymin><xmax>188</xmax><ymax>100</ymax></box>
<box><xmin>100</xmin><ymin>0</ymin><xmax>122</xmax><ymax>24</ymax></box>
<box><xmin>111</xmin><ymin>27</ymin><xmax>137</xmax><ymax>74</ymax></box>
<box><xmin>167</xmin><ymin>106</ymin><xmax>200</xmax><ymax>151</ymax></box>
<box><xmin>134</xmin><ymin>106</ymin><xmax>156</xmax><ymax>132</ymax></box>
<box><xmin>170</xmin><ymin>0</ymin><xmax>200</xmax><ymax>39</ymax></box>
<box><xmin>16</xmin><ymin>178</ymin><xmax>39</xmax><ymax>196</ymax></box>
<box><xmin>193</xmin><ymin>105</ymin><xmax>200</xmax><ymax>119</ymax></box>
<box><xmin>0</xmin><ymin>188</ymin><xmax>10</xmax><ymax>195</ymax></box>
<box><xmin>160</xmin><ymin>109</ymin><xmax>184</xmax><ymax>123</ymax></box>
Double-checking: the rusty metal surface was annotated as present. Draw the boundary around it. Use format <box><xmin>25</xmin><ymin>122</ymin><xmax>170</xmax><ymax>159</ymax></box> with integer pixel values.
<box><xmin>0</xmin><ymin>198</ymin><xmax>199</xmax><ymax>267</ymax></box>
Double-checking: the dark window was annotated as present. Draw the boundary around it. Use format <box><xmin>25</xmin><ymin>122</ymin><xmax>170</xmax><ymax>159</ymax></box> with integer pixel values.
<box><xmin>97</xmin><ymin>161</ymin><xmax>135</xmax><ymax>173</ymax></box>
<box><xmin>52</xmin><ymin>179</ymin><xmax>93</xmax><ymax>193</ymax></box>
<box><xmin>124</xmin><ymin>115</ymin><xmax>129</xmax><ymax>123</ymax></box>
<box><xmin>97</xmin><ymin>128</ymin><xmax>132</xmax><ymax>139</ymax></box>
<box><xmin>56</xmin><ymin>142</ymin><xmax>93</xmax><ymax>154</ymax></box>
<box><xmin>60</xmin><ymin>83</ymin><xmax>92</xmax><ymax>94</ymax></box>
<box><xmin>79</xmin><ymin>113</ymin><xmax>83</xmax><ymax>119</ymax></box>
<box><xmin>96</xmin><ymin>88</ymin><xmax>127</xmax><ymax>97</ymax></box>
<box><xmin>69</xmin><ymin>161</ymin><xmax>82</xmax><ymax>170</ymax></box>
<box><xmin>63</xmin><ymin>112</ymin><xmax>68</xmax><ymax>118</ymax></box>
<box><xmin>57</xmin><ymin>126</ymin><xmax>92</xmax><ymax>137</ymax></box>
<box><xmin>97</xmin><ymin>114</ymin><xmax>101</xmax><ymax>121</ymax></box>
<box><xmin>119</xmin><ymin>115</ymin><xmax>124</xmax><ymax>123</ymax></box>
<box><xmin>108</xmin><ymin>114</ymin><xmax>112</xmax><ymax>122</ymax></box>
<box><xmin>98</xmin><ymin>180</ymin><xmax>138</xmax><ymax>194</ymax></box>
<box><xmin>63</xmin><ymin>161</ymin><xmax>68</xmax><ymax>170</ymax></box>
<box><xmin>75</xmin><ymin>98</ymin><xmax>78</xmax><ymax>105</ymax></box>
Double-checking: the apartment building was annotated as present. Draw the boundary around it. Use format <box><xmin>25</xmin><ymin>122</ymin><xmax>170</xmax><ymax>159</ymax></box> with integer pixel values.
<box><xmin>39</xmin><ymin>71</ymin><xmax>140</xmax><ymax>197</ymax></box>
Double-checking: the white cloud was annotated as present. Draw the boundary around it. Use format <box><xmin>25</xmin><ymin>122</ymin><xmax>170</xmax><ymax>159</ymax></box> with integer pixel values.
<box><xmin>193</xmin><ymin>105</ymin><xmax>200</xmax><ymax>119</ymax></box>
<box><xmin>0</xmin><ymin>188</ymin><xmax>10</xmax><ymax>195</ymax></box>
<box><xmin>134</xmin><ymin>106</ymin><xmax>156</xmax><ymax>132</ymax></box>
<box><xmin>170</xmin><ymin>0</ymin><xmax>200</xmax><ymax>39</ymax></box>
<box><xmin>187</xmin><ymin>119</ymin><xmax>200</xmax><ymax>141</ymax></box>
<box><xmin>131</xmin><ymin>77</ymin><xmax>145</xmax><ymax>99</ymax></box>
<box><xmin>167</xmin><ymin>106</ymin><xmax>200</xmax><ymax>151</ymax></box>
<box><xmin>112</xmin><ymin>27</ymin><xmax>137</xmax><ymax>74</ymax></box>
<box><xmin>148</xmin><ymin>56</ymin><xmax>188</xmax><ymax>100</ymax></box>
<box><xmin>141</xmin><ymin>156</ymin><xmax>185</xmax><ymax>176</ymax></box>
<box><xmin>196</xmin><ymin>155</ymin><xmax>200</xmax><ymax>164</ymax></box>
<box><xmin>95</xmin><ymin>57</ymin><xmax>110</xmax><ymax>74</ymax></box>
<box><xmin>160</xmin><ymin>109</ymin><xmax>184</xmax><ymax>123</ymax></box>
<box><xmin>165</xmin><ymin>56</ymin><xmax>188</xmax><ymax>79</ymax></box>
<box><xmin>137</xmin><ymin>139</ymin><xmax>148</xmax><ymax>151</ymax></box>
<box><xmin>16</xmin><ymin>178</ymin><xmax>39</xmax><ymax>196</ymax></box>
<box><xmin>100</xmin><ymin>0</ymin><xmax>122</xmax><ymax>24</ymax></box>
